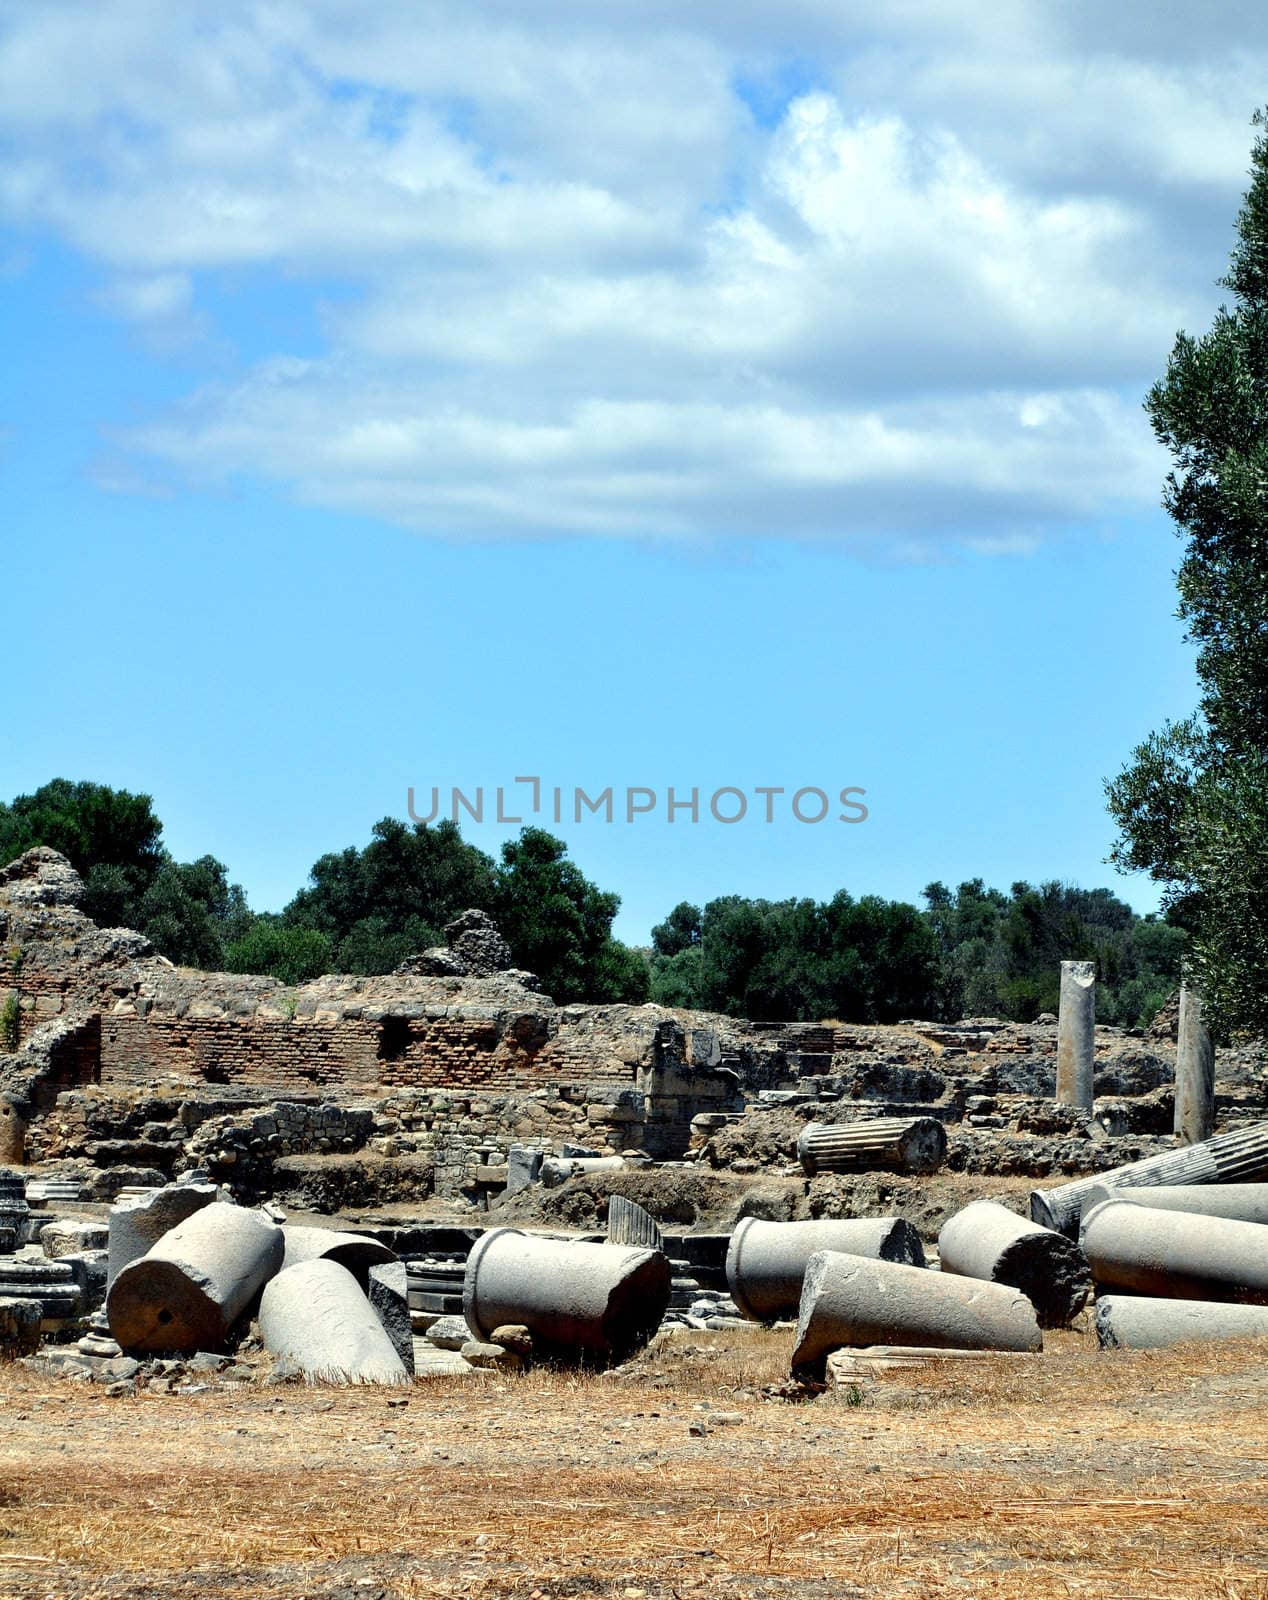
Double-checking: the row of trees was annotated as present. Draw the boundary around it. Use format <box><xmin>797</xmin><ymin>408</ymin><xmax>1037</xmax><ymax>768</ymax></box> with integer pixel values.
<box><xmin>0</xmin><ymin>778</ymin><xmax>1183</xmax><ymax>1025</ymax></box>
<box><xmin>647</xmin><ymin>880</ymin><xmax>1183</xmax><ymax>1027</ymax></box>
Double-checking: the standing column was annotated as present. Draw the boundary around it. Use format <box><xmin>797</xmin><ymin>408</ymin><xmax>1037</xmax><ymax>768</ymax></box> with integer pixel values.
<box><xmin>1175</xmin><ymin>980</ymin><xmax>1215</xmax><ymax>1145</ymax></box>
<box><xmin>1056</xmin><ymin>960</ymin><xmax>1096</xmax><ymax>1110</ymax></box>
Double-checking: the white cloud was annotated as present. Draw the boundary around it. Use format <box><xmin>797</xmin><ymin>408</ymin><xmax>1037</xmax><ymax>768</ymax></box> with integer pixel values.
<box><xmin>0</xmin><ymin>0</ymin><xmax>1262</xmax><ymax>551</ymax></box>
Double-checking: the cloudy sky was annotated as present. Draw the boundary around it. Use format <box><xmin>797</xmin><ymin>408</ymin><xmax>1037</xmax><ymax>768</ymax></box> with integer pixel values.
<box><xmin>3</xmin><ymin>2</ymin><xmax>1261</xmax><ymax>936</ymax></box>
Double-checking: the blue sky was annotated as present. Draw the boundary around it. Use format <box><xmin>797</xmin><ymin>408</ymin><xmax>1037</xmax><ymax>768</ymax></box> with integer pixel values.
<box><xmin>2</xmin><ymin>2</ymin><xmax>1253</xmax><ymax>943</ymax></box>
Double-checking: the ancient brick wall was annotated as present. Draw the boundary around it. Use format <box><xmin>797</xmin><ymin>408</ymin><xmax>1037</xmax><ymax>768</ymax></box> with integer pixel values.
<box><xmin>98</xmin><ymin>1012</ymin><xmax>589</xmax><ymax>1096</ymax></box>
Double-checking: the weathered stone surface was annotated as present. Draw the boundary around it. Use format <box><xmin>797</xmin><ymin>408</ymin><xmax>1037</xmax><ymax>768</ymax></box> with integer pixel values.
<box><xmin>791</xmin><ymin>1250</ymin><xmax>1042</xmax><ymax>1376</ymax></box>
<box><xmin>797</xmin><ymin>1119</ymin><xmax>946</xmax><ymax>1177</ymax></box>
<box><xmin>0</xmin><ymin>1294</ymin><xmax>41</xmax><ymax>1355</ymax></box>
<box><xmin>107</xmin><ymin>1202</ymin><xmax>283</xmax><ymax>1354</ymax></box>
<box><xmin>1080</xmin><ymin>1198</ymin><xmax>1268</xmax><ymax>1303</ymax></box>
<box><xmin>280</xmin><ymin>1225</ymin><xmax>397</xmax><ymax>1286</ymax></box>
<box><xmin>40</xmin><ymin>1219</ymin><xmax>108</xmax><ymax>1259</ymax></box>
<box><xmin>1175</xmin><ymin>983</ymin><xmax>1215</xmax><ymax>1145</ymax></box>
<box><xmin>425</xmin><ymin>1314</ymin><xmax>473</xmax><ymax>1350</ymax></box>
<box><xmin>107</xmin><ymin>1182</ymin><xmax>220</xmax><ymax>1286</ymax></box>
<box><xmin>1096</xmin><ymin>1293</ymin><xmax>1268</xmax><ymax>1348</ymax></box>
<box><xmin>367</xmin><ymin>1261</ymin><xmax>414</xmax><ymax>1375</ymax></box>
<box><xmin>726</xmin><ymin>1216</ymin><xmax>925</xmax><ymax>1323</ymax></box>
<box><xmin>463</xmin><ymin>1227</ymin><xmax>669</xmax><ymax>1363</ymax></box>
<box><xmin>259</xmin><ymin>1259</ymin><xmax>409</xmax><ymax>1385</ymax></box>
<box><xmin>1056</xmin><ymin>961</ymin><xmax>1095</xmax><ymax>1111</ymax></box>
<box><xmin>937</xmin><ymin>1200</ymin><xmax>1090</xmax><ymax>1328</ymax></box>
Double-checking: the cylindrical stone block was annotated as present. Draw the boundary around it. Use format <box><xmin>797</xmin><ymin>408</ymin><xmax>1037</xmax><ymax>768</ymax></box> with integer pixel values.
<box><xmin>1056</xmin><ymin>960</ymin><xmax>1096</xmax><ymax>1110</ymax></box>
<box><xmin>107</xmin><ymin>1182</ymin><xmax>220</xmax><ymax>1286</ymax></box>
<box><xmin>1096</xmin><ymin>1294</ymin><xmax>1268</xmax><ymax>1349</ymax></box>
<box><xmin>107</xmin><ymin>1202</ymin><xmax>284</xmax><ymax>1354</ymax></box>
<box><xmin>0</xmin><ymin>1099</ymin><xmax>26</xmax><ymax>1165</ymax></box>
<box><xmin>1080</xmin><ymin>1182</ymin><xmax>1268</xmax><ymax>1226</ymax></box>
<box><xmin>726</xmin><ymin>1216</ymin><xmax>926</xmax><ymax>1323</ymax></box>
<box><xmin>937</xmin><ymin>1200</ymin><xmax>1091</xmax><ymax>1327</ymax></box>
<box><xmin>1080</xmin><ymin>1198</ymin><xmax>1268</xmax><ymax>1303</ymax></box>
<box><xmin>607</xmin><ymin>1195</ymin><xmax>663</xmax><ymax>1250</ymax></box>
<box><xmin>280</xmin><ymin>1226</ymin><xmax>397</xmax><ymax>1288</ymax></box>
<box><xmin>1030</xmin><ymin>1121</ymin><xmax>1268</xmax><ymax>1237</ymax></box>
<box><xmin>463</xmin><ymin>1227</ymin><xmax>670</xmax><ymax>1363</ymax></box>
<box><xmin>259</xmin><ymin>1259</ymin><xmax>409</xmax><ymax>1385</ymax></box>
<box><xmin>791</xmin><ymin>1250</ymin><xmax>1042</xmax><ymax>1375</ymax></box>
<box><xmin>797</xmin><ymin>1118</ymin><xmax>947</xmax><ymax>1177</ymax></box>
<box><xmin>1175</xmin><ymin>982</ymin><xmax>1215</xmax><ymax>1145</ymax></box>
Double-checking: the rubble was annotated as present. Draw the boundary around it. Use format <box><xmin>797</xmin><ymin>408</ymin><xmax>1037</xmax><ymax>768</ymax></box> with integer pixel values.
<box><xmin>726</xmin><ymin>1216</ymin><xmax>925</xmax><ymax>1323</ymax></box>
<box><xmin>790</xmin><ymin>1250</ymin><xmax>1043</xmax><ymax>1377</ymax></box>
<box><xmin>937</xmin><ymin>1199</ymin><xmax>1091</xmax><ymax>1327</ymax></box>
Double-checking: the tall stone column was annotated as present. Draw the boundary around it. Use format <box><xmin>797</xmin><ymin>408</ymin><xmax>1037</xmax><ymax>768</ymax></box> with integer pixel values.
<box><xmin>1175</xmin><ymin>980</ymin><xmax>1215</xmax><ymax>1145</ymax></box>
<box><xmin>1056</xmin><ymin>960</ymin><xmax>1096</xmax><ymax>1110</ymax></box>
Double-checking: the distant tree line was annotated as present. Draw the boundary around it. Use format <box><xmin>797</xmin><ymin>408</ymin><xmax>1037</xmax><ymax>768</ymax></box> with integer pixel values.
<box><xmin>645</xmin><ymin>879</ymin><xmax>1183</xmax><ymax>1028</ymax></box>
<box><xmin>0</xmin><ymin>778</ymin><xmax>1184</xmax><ymax>1025</ymax></box>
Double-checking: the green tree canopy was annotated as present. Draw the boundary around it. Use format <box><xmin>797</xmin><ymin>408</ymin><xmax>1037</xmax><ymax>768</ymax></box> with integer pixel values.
<box><xmin>1108</xmin><ymin>107</ymin><xmax>1268</xmax><ymax>1035</ymax></box>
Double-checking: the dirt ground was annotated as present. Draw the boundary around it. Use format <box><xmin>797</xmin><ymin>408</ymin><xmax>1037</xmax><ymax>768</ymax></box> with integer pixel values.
<box><xmin>3</xmin><ymin>1328</ymin><xmax>1268</xmax><ymax>1600</ymax></box>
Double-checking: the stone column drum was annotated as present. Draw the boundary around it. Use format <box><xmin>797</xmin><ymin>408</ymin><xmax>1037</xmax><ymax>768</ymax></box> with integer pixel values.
<box><xmin>796</xmin><ymin>1118</ymin><xmax>947</xmax><ymax>1176</ymax></box>
<box><xmin>1080</xmin><ymin>1198</ymin><xmax>1268</xmax><ymax>1303</ymax></box>
<box><xmin>1056</xmin><ymin>960</ymin><xmax>1096</xmax><ymax>1110</ymax></box>
<box><xmin>937</xmin><ymin>1200</ymin><xmax>1091</xmax><ymax>1327</ymax></box>
<box><xmin>1175</xmin><ymin>981</ymin><xmax>1215</xmax><ymax>1146</ymax></box>
<box><xmin>463</xmin><ymin>1227</ymin><xmax>669</xmax><ymax>1363</ymax></box>
<box><xmin>259</xmin><ymin>1259</ymin><xmax>409</xmax><ymax>1385</ymax></box>
<box><xmin>107</xmin><ymin>1182</ymin><xmax>220</xmax><ymax>1286</ymax></box>
<box><xmin>107</xmin><ymin>1202</ymin><xmax>284</xmax><ymax>1353</ymax></box>
<box><xmin>280</xmin><ymin>1225</ymin><xmax>397</xmax><ymax>1287</ymax></box>
<box><xmin>726</xmin><ymin>1216</ymin><xmax>925</xmax><ymax>1323</ymax></box>
<box><xmin>1096</xmin><ymin>1294</ymin><xmax>1268</xmax><ymax>1349</ymax></box>
<box><xmin>791</xmin><ymin>1250</ymin><xmax>1042</xmax><ymax>1376</ymax></box>
<box><xmin>1078</xmin><ymin>1182</ymin><xmax>1268</xmax><ymax>1226</ymax></box>
<box><xmin>1030</xmin><ymin>1120</ymin><xmax>1268</xmax><ymax>1236</ymax></box>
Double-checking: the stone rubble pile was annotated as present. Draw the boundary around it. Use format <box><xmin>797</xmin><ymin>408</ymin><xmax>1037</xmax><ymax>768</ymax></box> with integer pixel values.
<box><xmin>6</xmin><ymin>1116</ymin><xmax>1268</xmax><ymax>1394</ymax></box>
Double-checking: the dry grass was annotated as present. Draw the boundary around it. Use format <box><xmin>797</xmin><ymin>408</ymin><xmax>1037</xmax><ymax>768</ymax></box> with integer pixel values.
<box><xmin>3</xmin><ymin>1333</ymin><xmax>1268</xmax><ymax>1599</ymax></box>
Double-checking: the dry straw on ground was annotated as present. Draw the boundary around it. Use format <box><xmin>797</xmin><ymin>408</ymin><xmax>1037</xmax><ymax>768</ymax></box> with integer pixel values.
<box><xmin>2</xmin><ymin>1330</ymin><xmax>1268</xmax><ymax>1599</ymax></box>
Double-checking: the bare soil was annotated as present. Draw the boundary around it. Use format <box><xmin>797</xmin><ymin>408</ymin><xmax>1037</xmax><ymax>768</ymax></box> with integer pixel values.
<box><xmin>3</xmin><ymin>1329</ymin><xmax>1268</xmax><ymax>1599</ymax></box>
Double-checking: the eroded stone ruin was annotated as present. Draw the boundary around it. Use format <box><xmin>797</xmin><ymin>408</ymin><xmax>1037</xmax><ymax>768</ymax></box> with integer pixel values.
<box><xmin>4</xmin><ymin>842</ymin><xmax>1268</xmax><ymax>1389</ymax></box>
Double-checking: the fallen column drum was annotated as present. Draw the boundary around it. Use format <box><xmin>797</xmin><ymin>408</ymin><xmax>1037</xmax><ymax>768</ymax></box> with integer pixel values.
<box><xmin>280</xmin><ymin>1225</ymin><xmax>397</xmax><ymax>1287</ymax></box>
<box><xmin>1078</xmin><ymin>1182</ymin><xmax>1268</xmax><ymax>1227</ymax></box>
<box><xmin>107</xmin><ymin>1202</ymin><xmax>284</xmax><ymax>1354</ymax></box>
<box><xmin>726</xmin><ymin>1216</ymin><xmax>925</xmax><ymax>1323</ymax></box>
<box><xmin>463</xmin><ymin>1227</ymin><xmax>669</xmax><ymax>1363</ymax></box>
<box><xmin>1030</xmin><ymin>1121</ymin><xmax>1268</xmax><ymax>1237</ymax></box>
<box><xmin>797</xmin><ymin>1118</ymin><xmax>947</xmax><ymax>1177</ymax></box>
<box><xmin>259</xmin><ymin>1259</ymin><xmax>409</xmax><ymax>1384</ymax></box>
<box><xmin>1096</xmin><ymin>1293</ymin><xmax>1268</xmax><ymax>1349</ymax></box>
<box><xmin>937</xmin><ymin>1200</ymin><xmax>1090</xmax><ymax>1327</ymax></box>
<box><xmin>1080</xmin><ymin>1198</ymin><xmax>1268</xmax><ymax>1303</ymax></box>
<box><xmin>791</xmin><ymin>1249</ymin><xmax>1042</xmax><ymax>1376</ymax></box>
